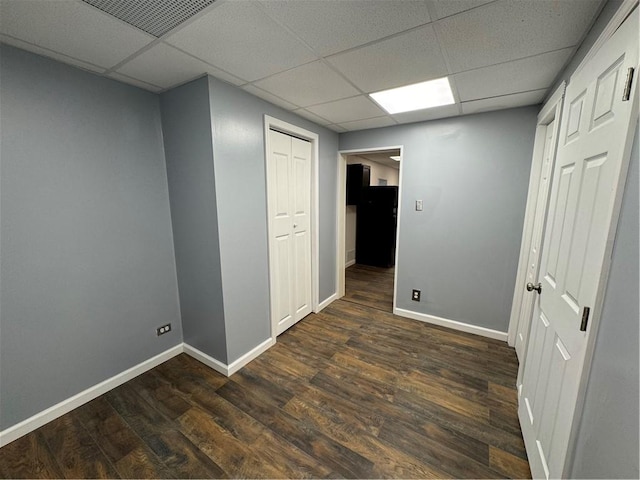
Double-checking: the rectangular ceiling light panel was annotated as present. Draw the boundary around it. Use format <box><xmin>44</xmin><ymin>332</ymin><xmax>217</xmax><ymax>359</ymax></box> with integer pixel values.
<box><xmin>370</xmin><ymin>77</ymin><xmax>455</xmax><ymax>114</ymax></box>
<box><xmin>81</xmin><ymin>0</ymin><xmax>216</xmax><ymax>37</ymax></box>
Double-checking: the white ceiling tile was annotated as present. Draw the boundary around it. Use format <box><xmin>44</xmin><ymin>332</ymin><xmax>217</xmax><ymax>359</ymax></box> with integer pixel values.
<box><xmin>117</xmin><ymin>43</ymin><xmax>243</xmax><ymax>89</ymax></box>
<box><xmin>306</xmin><ymin>96</ymin><xmax>387</xmax><ymax>124</ymax></box>
<box><xmin>253</xmin><ymin>61</ymin><xmax>359</xmax><ymax>107</ymax></box>
<box><xmin>427</xmin><ymin>0</ymin><xmax>495</xmax><ymax>20</ymax></box>
<box><xmin>0</xmin><ymin>0</ymin><xmax>154</xmax><ymax>68</ymax></box>
<box><xmin>293</xmin><ymin>109</ymin><xmax>332</xmax><ymax>126</ymax></box>
<box><xmin>242</xmin><ymin>85</ymin><xmax>299</xmax><ymax>110</ymax></box>
<box><xmin>338</xmin><ymin>116</ymin><xmax>397</xmax><ymax>131</ymax></box>
<box><xmin>258</xmin><ymin>0</ymin><xmax>432</xmax><ymax>56</ymax></box>
<box><xmin>461</xmin><ymin>89</ymin><xmax>546</xmax><ymax>115</ymax></box>
<box><xmin>0</xmin><ymin>34</ymin><xmax>105</xmax><ymax>73</ymax></box>
<box><xmin>107</xmin><ymin>72</ymin><xmax>162</xmax><ymax>92</ymax></box>
<box><xmin>328</xmin><ymin>124</ymin><xmax>348</xmax><ymax>133</ymax></box>
<box><xmin>327</xmin><ymin>24</ymin><xmax>448</xmax><ymax>93</ymax></box>
<box><xmin>392</xmin><ymin>103</ymin><xmax>460</xmax><ymax>124</ymax></box>
<box><xmin>436</xmin><ymin>0</ymin><xmax>602</xmax><ymax>72</ymax></box>
<box><xmin>164</xmin><ymin>0</ymin><xmax>317</xmax><ymax>81</ymax></box>
<box><xmin>454</xmin><ymin>48</ymin><xmax>573</xmax><ymax>101</ymax></box>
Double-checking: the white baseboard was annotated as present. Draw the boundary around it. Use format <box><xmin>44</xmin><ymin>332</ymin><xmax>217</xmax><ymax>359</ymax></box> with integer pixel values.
<box><xmin>393</xmin><ymin>308</ymin><xmax>508</xmax><ymax>342</ymax></box>
<box><xmin>227</xmin><ymin>337</ymin><xmax>275</xmax><ymax>376</ymax></box>
<box><xmin>183</xmin><ymin>337</ymin><xmax>275</xmax><ymax>377</ymax></box>
<box><xmin>0</xmin><ymin>344</ymin><xmax>183</xmax><ymax>448</ymax></box>
<box><xmin>316</xmin><ymin>292</ymin><xmax>337</xmax><ymax>312</ymax></box>
<box><xmin>345</xmin><ymin>259</ymin><xmax>356</xmax><ymax>268</ymax></box>
<box><xmin>183</xmin><ymin>343</ymin><xmax>229</xmax><ymax>376</ymax></box>
<box><xmin>0</xmin><ymin>335</ymin><xmax>279</xmax><ymax>448</ymax></box>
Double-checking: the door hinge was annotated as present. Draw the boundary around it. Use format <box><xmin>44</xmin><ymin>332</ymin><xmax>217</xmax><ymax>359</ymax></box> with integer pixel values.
<box><xmin>622</xmin><ymin>67</ymin><xmax>634</xmax><ymax>101</ymax></box>
<box><xmin>580</xmin><ymin>306</ymin><xmax>591</xmax><ymax>332</ymax></box>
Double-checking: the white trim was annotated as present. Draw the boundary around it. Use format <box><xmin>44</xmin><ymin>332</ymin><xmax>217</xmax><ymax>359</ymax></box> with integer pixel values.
<box><xmin>227</xmin><ymin>337</ymin><xmax>275</xmax><ymax>376</ymax></box>
<box><xmin>316</xmin><ymin>292</ymin><xmax>338</xmax><ymax>312</ymax></box>
<box><xmin>0</xmin><ymin>344</ymin><xmax>183</xmax><ymax>448</ymax></box>
<box><xmin>573</xmin><ymin>0</ymin><xmax>638</xmax><ymax>77</ymax></box>
<box><xmin>336</xmin><ymin>145</ymin><xmax>404</xmax><ymax>307</ymax></box>
<box><xmin>184</xmin><ymin>337</ymin><xmax>275</xmax><ymax>377</ymax></box>
<box><xmin>539</xmin><ymin>82</ymin><xmax>566</xmax><ymax>122</ymax></box>
<box><xmin>336</xmin><ymin>152</ymin><xmax>347</xmax><ymax>299</ymax></box>
<box><xmin>345</xmin><ymin>259</ymin><xmax>356</xmax><ymax>268</ymax></box>
<box><xmin>183</xmin><ymin>343</ymin><xmax>229</xmax><ymax>376</ymax></box>
<box><xmin>0</xmin><ymin>335</ymin><xmax>279</xmax><ymax>448</ymax></box>
<box><xmin>391</xmin><ymin>148</ymin><xmax>404</xmax><ymax>310</ymax></box>
<box><xmin>394</xmin><ymin>307</ymin><xmax>509</xmax><ymax>342</ymax></box>
<box><xmin>263</xmin><ymin>115</ymin><xmax>320</xmax><ymax>341</ymax></box>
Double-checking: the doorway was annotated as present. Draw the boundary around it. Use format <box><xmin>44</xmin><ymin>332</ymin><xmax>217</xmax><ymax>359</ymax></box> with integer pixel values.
<box><xmin>336</xmin><ymin>147</ymin><xmax>403</xmax><ymax>313</ymax></box>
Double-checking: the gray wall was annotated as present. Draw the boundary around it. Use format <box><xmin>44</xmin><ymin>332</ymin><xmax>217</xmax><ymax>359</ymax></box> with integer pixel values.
<box><xmin>569</xmin><ymin>125</ymin><xmax>639</xmax><ymax>479</ymax></box>
<box><xmin>160</xmin><ymin>77</ymin><xmax>227</xmax><ymax>363</ymax></box>
<box><xmin>207</xmin><ymin>76</ymin><xmax>339</xmax><ymax>362</ymax></box>
<box><xmin>0</xmin><ymin>46</ymin><xmax>182</xmax><ymax>429</ymax></box>
<box><xmin>340</xmin><ymin>107</ymin><xmax>538</xmax><ymax>332</ymax></box>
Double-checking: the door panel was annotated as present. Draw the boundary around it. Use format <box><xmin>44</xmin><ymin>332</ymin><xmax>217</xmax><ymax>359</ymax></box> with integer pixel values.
<box><xmin>515</xmin><ymin>118</ymin><xmax>558</xmax><ymax>358</ymax></box>
<box><xmin>274</xmin><ymin>235</ymin><xmax>293</xmax><ymax>328</ymax></box>
<box><xmin>292</xmin><ymin>137</ymin><xmax>312</xmax><ymax>320</ymax></box>
<box><xmin>518</xmin><ymin>10</ymin><xmax>638</xmax><ymax>478</ymax></box>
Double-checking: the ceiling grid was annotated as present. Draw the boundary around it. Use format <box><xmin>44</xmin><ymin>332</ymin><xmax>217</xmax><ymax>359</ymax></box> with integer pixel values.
<box><xmin>0</xmin><ymin>0</ymin><xmax>605</xmax><ymax>132</ymax></box>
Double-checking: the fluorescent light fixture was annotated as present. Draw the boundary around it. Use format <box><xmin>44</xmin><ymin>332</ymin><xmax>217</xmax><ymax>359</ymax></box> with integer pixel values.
<box><xmin>370</xmin><ymin>77</ymin><xmax>455</xmax><ymax>114</ymax></box>
<box><xmin>390</xmin><ymin>156</ymin><xmax>401</xmax><ymax>161</ymax></box>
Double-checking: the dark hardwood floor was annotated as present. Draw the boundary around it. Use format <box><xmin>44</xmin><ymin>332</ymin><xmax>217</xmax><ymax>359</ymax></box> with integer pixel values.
<box><xmin>344</xmin><ymin>263</ymin><xmax>395</xmax><ymax>313</ymax></box>
<box><xmin>0</xmin><ymin>267</ymin><xmax>530</xmax><ymax>479</ymax></box>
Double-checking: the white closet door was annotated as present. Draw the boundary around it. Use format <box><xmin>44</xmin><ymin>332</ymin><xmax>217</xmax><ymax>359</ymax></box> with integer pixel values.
<box><xmin>267</xmin><ymin>130</ymin><xmax>312</xmax><ymax>335</ymax></box>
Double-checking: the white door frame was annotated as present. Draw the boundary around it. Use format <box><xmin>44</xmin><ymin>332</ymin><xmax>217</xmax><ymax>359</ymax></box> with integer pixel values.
<box><xmin>335</xmin><ymin>145</ymin><xmax>404</xmax><ymax>307</ymax></box>
<box><xmin>264</xmin><ymin>115</ymin><xmax>320</xmax><ymax>341</ymax></box>
<box><xmin>507</xmin><ymin>82</ymin><xmax>566</xmax><ymax>349</ymax></box>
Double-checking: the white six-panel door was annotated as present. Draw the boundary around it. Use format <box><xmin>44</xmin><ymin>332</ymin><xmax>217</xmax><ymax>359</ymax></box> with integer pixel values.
<box><xmin>268</xmin><ymin>129</ymin><xmax>312</xmax><ymax>335</ymax></box>
<box><xmin>518</xmin><ymin>10</ymin><xmax>638</xmax><ymax>479</ymax></box>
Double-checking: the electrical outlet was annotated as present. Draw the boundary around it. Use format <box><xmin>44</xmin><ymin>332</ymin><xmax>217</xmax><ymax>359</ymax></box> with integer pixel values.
<box><xmin>412</xmin><ymin>289</ymin><xmax>421</xmax><ymax>301</ymax></box>
<box><xmin>415</xmin><ymin>200</ymin><xmax>423</xmax><ymax>211</ymax></box>
<box><xmin>156</xmin><ymin>323</ymin><xmax>172</xmax><ymax>336</ymax></box>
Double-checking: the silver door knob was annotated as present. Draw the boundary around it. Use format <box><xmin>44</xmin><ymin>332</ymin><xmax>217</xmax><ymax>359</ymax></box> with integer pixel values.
<box><xmin>526</xmin><ymin>282</ymin><xmax>542</xmax><ymax>294</ymax></box>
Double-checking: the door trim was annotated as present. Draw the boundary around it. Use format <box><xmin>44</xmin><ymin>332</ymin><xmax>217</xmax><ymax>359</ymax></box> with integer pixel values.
<box><xmin>507</xmin><ymin>82</ymin><xmax>566</xmax><ymax>348</ymax></box>
<box><xmin>264</xmin><ymin>115</ymin><xmax>319</xmax><ymax>341</ymax></box>
<box><xmin>335</xmin><ymin>145</ymin><xmax>404</xmax><ymax>309</ymax></box>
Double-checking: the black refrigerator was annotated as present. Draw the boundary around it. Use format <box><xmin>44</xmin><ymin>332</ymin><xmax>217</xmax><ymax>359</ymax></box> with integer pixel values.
<box><xmin>356</xmin><ymin>186</ymin><xmax>398</xmax><ymax>268</ymax></box>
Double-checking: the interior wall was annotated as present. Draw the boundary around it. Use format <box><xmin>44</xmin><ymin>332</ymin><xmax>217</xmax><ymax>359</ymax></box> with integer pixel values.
<box><xmin>339</xmin><ymin>107</ymin><xmax>537</xmax><ymax>333</ymax></box>
<box><xmin>347</xmin><ymin>157</ymin><xmax>400</xmax><ymax>186</ymax></box>
<box><xmin>345</xmin><ymin>157</ymin><xmax>399</xmax><ymax>264</ymax></box>
<box><xmin>0</xmin><ymin>45</ymin><xmax>182</xmax><ymax>430</ymax></box>
<box><xmin>160</xmin><ymin>77</ymin><xmax>227</xmax><ymax>363</ymax></box>
<box><xmin>569</xmin><ymin>124</ymin><xmax>639</xmax><ymax>479</ymax></box>
<box><xmin>207</xmin><ymin>76</ymin><xmax>339</xmax><ymax>363</ymax></box>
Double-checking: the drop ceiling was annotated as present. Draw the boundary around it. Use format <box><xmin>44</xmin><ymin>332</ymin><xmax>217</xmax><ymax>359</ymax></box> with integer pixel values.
<box><xmin>0</xmin><ymin>0</ymin><xmax>604</xmax><ymax>132</ymax></box>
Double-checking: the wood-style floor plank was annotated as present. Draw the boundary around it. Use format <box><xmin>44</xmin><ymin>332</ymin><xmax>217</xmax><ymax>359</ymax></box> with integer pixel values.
<box><xmin>0</xmin><ymin>431</ymin><xmax>64</xmax><ymax>479</ymax></box>
<box><xmin>39</xmin><ymin>413</ymin><xmax>121</xmax><ymax>479</ymax></box>
<box><xmin>0</xmin><ymin>265</ymin><xmax>530</xmax><ymax>479</ymax></box>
